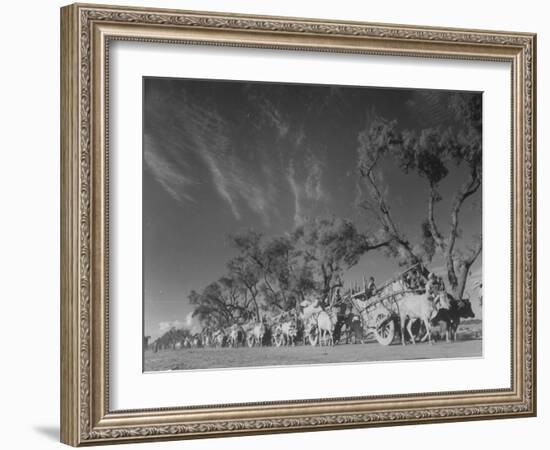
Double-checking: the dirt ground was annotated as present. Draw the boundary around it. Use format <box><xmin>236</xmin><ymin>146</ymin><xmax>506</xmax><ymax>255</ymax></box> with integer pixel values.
<box><xmin>144</xmin><ymin>338</ymin><xmax>482</xmax><ymax>372</ymax></box>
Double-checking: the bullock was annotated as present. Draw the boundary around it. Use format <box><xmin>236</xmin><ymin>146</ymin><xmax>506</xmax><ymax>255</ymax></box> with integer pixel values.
<box><xmin>192</xmin><ymin>334</ymin><xmax>202</xmax><ymax>348</ymax></box>
<box><xmin>349</xmin><ymin>315</ymin><xmax>364</xmax><ymax>344</ymax></box>
<box><xmin>282</xmin><ymin>321</ymin><xmax>298</xmax><ymax>346</ymax></box>
<box><xmin>212</xmin><ymin>330</ymin><xmax>226</xmax><ymax>348</ymax></box>
<box><xmin>317</xmin><ymin>310</ymin><xmax>336</xmax><ymax>346</ymax></box>
<box><xmin>300</xmin><ymin>299</ymin><xmax>337</xmax><ymax>346</ymax></box>
<box><xmin>228</xmin><ymin>324</ymin><xmax>246</xmax><ymax>348</ymax></box>
<box><xmin>396</xmin><ymin>293</ymin><xmax>436</xmax><ymax>345</ymax></box>
<box><xmin>274</xmin><ymin>320</ymin><xmax>298</xmax><ymax>346</ymax></box>
<box><xmin>246</xmin><ymin>321</ymin><xmax>266</xmax><ymax>347</ymax></box>
<box><xmin>200</xmin><ymin>328</ymin><xmax>212</xmax><ymax>347</ymax></box>
<box><xmin>431</xmin><ymin>296</ymin><xmax>475</xmax><ymax>342</ymax></box>
<box><xmin>335</xmin><ymin>313</ymin><xmax>363</xmax><ymax>344</ymax></box>
<box><xmin>300</xmin><ymin>299</ymin><xmax>323</xmax><ymax>321</ymax></box>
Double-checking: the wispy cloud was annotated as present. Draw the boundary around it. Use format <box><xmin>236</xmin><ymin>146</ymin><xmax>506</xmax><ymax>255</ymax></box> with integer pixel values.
<box><xmin>144</xmin><ymin>134</ymin><xmax>197</xmax><ymax>205</ymax></box>
<box><xmin>176</xmin><ymin>101</ymin><xmax>273</xmax><ymax>225</ymax></box>
<box><xmin>146</xmin><ymin>84</ymin><xmax>332</xmax><ymax>228</ymax></box>
<box><xmin>200</xmin><ymin>149</ymin><xmax>241</xmax><ymax>219</ymax></box>
<box><xmin>295</xmin><ymin>127</ymin><xmax>306</xmax><ymax>147</ymax></box>
<box><xmin>286</xmin><ymin>153</ymin><xmax>328</xmax><ymax>226</ymax></box>
<box><xmin>304</xmin><ymin>153</ymin><xmax>325</xmax><ymax>202</ymax></box>
<box><xmin>257</xmin><ymin>98</ymin><xmax>289</xmax><ymax>138</ymax></box>
<box><xmin>287</xmin><ymin>163</ymin><xmax>303</xmax><ymax>226</ymax></box>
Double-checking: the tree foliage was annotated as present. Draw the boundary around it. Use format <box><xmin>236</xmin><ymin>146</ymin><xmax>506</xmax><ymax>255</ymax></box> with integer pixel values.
<box><xmin>356</xmin><ymin>93</ymin><xmax>482</xmax><ymax>297</ymax></box>
<box><xmin>190</xmin><ymin>217</ymin><xmax>374</xmax><ymax>325</ymax></box>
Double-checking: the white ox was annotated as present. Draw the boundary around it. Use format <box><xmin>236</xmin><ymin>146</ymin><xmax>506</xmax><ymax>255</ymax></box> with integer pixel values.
<box><xmin>246</xmin><ymin>322</ymin><xmax>266</xmax><ymax>347</ymax></box>
<box><xmin>300</xmin><ymin>299</ymin><xmax>323</xmax><ymax>320</ymax></box>
<box><xmin>316</xmin><ymin>310</ymin><xmax>336</xmax><ymax>346</ymax></box>
<box><xmin>396</xmin><ymin>293</ymin><xmax>436</xmax><ymax>345</ymax></box>
<box><xmin>300</xmin><ymin>299</ymin><xmax>336</xmax><ymax>346</ymax></box>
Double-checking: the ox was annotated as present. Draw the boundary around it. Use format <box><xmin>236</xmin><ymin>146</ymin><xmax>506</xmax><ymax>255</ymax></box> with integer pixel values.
<box><xmin>336</xmin><ymin>314</ymin><xmax>363</xmax><ymax>344</ymax></box>
<box><xmin>431</xmin><ymin>296</ymin><xmax>475</xmax><ymax>342</ymax></box>
<box><xmin>212</xmin><ymin>330</ymin><xmax>225</xmax><ymax>348</ymax></box>
<box><xmin>246</xmin><ymin>322</ymin><xmax>266</xmax><ymax>347</ymax></box>
<box><xmin>274</xmin><ymin>320</ymin><xmax>298</xmax><ymax>346</ymax></box>
<box><xmin>192</xmin><ymin>334</ymin><xmax>202</xmax><ymax>348</ymax></box>
<box><xmin>396</xmin><ymin>293</ymin><xmax>435</xmax><ymax>345</ymax></box>
<box><xmin>316</xmin><ymin>310</ymin><xmax>336</xmax><ymax>346</ymax></box>
<box><xmin>228</xmin><ymin>325</ymin><xmax>245</xmax><ymax>348</ymax></box>
<box><xmin>300</xmin><ymin>299</ymin><xmax>336</xmax><ymax>346</ymax></box>
<box><xmin>300</xmin><ymin>299</ymin><xmax>323</xmax><ymax>321</ymax></box>
<box><xmin>200</xmin><ymin>328</ymin><xmax>212</xmax><ymax>347</ymax></box>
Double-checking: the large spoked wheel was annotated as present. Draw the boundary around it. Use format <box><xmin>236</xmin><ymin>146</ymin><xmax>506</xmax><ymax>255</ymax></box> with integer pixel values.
<box><xmin>308</xmin><ymin>325</ymin><xmax>319</xmax><ymax>347</ymax></box>
<box><xmin>374</xmin><ymin>313</ymin><xmax>395</xmax><ymax>346</ymax></box>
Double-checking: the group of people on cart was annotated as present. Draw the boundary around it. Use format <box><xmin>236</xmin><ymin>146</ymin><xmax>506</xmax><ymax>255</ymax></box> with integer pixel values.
<box><xmin>330</xmin><ymin>264</ymin><xmax>450</xmax><ymax>343</ymax></box>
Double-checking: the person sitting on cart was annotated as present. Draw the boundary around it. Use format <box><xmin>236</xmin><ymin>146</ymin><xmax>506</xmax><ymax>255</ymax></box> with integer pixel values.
<box><xmin>404</xmin><ymin>271</ymin><xmax>416</xmax><ymax>290</ymax></box>
<box><xmin>425</xmin><ymin>272</ymin><xmax>450</xmax><ymax>316</ymax></box>
<box><xmin>333</xmin><ymin>288</ymin><xmax>343</xmax><ymax>305</ymax></box>
<box><xmin>425</xmin><ymin>272</ymin><xmax>438</xmax><ymax>298</ymax></box>
<box><xmin>433</xmin><ymin>277</ymin><xmax>450</xmax><ymax>311</ymax></box>
<box><xmin>411</xmin><ymin>268</ymin><xmax>426</xmax><ymax>292</ymax></box>
<box><xmin>365</xmin><ymin>277</ymin><xmax>376</xmax><ymax>299</ymax></box>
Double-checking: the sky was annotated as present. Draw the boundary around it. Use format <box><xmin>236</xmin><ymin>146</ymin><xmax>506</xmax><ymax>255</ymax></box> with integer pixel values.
<box><xmin>143</xmin><ymin>77</ymin><xmax>482</xmax><ymax>339</ymax></box>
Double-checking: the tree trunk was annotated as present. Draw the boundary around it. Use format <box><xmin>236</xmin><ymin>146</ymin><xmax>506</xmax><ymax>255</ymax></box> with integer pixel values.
<box><xmin>445</xmin><ymin>249</ymin><xmax>458</xmax><ymax>293</ymax></box>
<box><xmin>253</xmin><ymin>300</ymin><xmax>260</xmax><ymax>321</ymax></box>
<box><xmin>248</xmin><ymin>289</ymin><xmax>260</xmax><ymax>321</ymax></box>
<box><xmin>454</xmin><ymin>264</ymin><xmax>469</xmax><ymax>300</ymax></box>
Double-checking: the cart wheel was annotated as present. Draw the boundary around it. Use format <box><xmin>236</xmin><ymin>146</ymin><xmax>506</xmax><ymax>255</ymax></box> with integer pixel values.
<box><xmin>375</xmin><ymin>313</ymin><xmax>395</xmax><ymax>346</ymax></box>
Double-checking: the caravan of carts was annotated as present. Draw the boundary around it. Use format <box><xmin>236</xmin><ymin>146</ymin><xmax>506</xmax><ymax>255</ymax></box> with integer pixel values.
<box><xmin>152</xmin><ymin>263</ymin><xmax>452</xmax><ymax>351</ymax></box>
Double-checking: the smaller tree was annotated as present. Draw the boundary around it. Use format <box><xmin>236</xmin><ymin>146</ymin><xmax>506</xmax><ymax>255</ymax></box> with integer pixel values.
<box><xmin>226</xmin><ymin>230</ymin><xmax>265</xmax><ymax>320</ymax></box>
<box><xmin>291</xmin><ymin>217</ymin><xmax>380</xmax><ymax>305</ymax></box>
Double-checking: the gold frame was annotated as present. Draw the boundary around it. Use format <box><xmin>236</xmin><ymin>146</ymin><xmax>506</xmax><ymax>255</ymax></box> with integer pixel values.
<box><xmin>60</xmin><ymin>2</ymin><xmax>537</xmax><ymax>446</ymax></box>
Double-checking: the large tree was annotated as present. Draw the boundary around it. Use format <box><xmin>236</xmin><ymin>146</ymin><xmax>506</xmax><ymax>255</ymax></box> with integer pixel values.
<box><xmin>356</xmin><ymin>93</ymin><xmax>482</xmax><ymax>299</ymax></box>
<box><xmin>291</xmin><ymin>216</ymin><xmax>382</xmax><ymax>305</ymax></box>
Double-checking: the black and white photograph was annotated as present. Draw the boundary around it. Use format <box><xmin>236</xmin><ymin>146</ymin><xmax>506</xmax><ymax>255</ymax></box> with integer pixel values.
<box><xmin>142</xmin><ymin>77</ymin><xmax>483</xmax><ymax>372</ymax></box>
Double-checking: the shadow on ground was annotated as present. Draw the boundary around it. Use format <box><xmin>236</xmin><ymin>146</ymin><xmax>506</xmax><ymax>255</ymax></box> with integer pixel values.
<box><xmin>33</xmin><ymin>425</ymin><xmax>59</xmax><ymax>441</ymax></box>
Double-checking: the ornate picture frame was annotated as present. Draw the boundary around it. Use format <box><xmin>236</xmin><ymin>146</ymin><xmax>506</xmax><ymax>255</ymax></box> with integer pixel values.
<box><xmin>60</xmin><ymin>3</ymin><xmax>536</xmax><ymax>446</ymax></box>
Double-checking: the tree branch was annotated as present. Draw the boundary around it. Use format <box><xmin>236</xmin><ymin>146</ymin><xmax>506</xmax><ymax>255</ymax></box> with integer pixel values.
<box><xmin>443</xmin><ymin>172</ymin><xmax>481</xmax><ymax>290</ymax></box>
<box><xmin>427</xmin><ymin>184</ymin><xmax>445</xmax><ymax>249</ymax></box>
<box><xmin>365</xmin><ymin>239</ymin><xmax>392</xmax><ymax>251</ymax></box>
<box><xmin>447</xmin><ymin>174</ymin><xmax>481</xmax><ymax>258</ymax></box>
<box><xmin>358</xmin><ymin>166</ymin><xmax>419</xmax><ymax>264</ymax></box>
<box><xmin>464</xmin><ymin>237</ymin><xmax>482</xmax><ymax>268</ymax></box>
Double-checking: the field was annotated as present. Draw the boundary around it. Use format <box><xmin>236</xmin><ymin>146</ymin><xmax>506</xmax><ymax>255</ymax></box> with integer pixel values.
<box><xmin>144</xmin><ymin>338</ymin><xmax>482</xmax><ymax>372</ymax></box>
